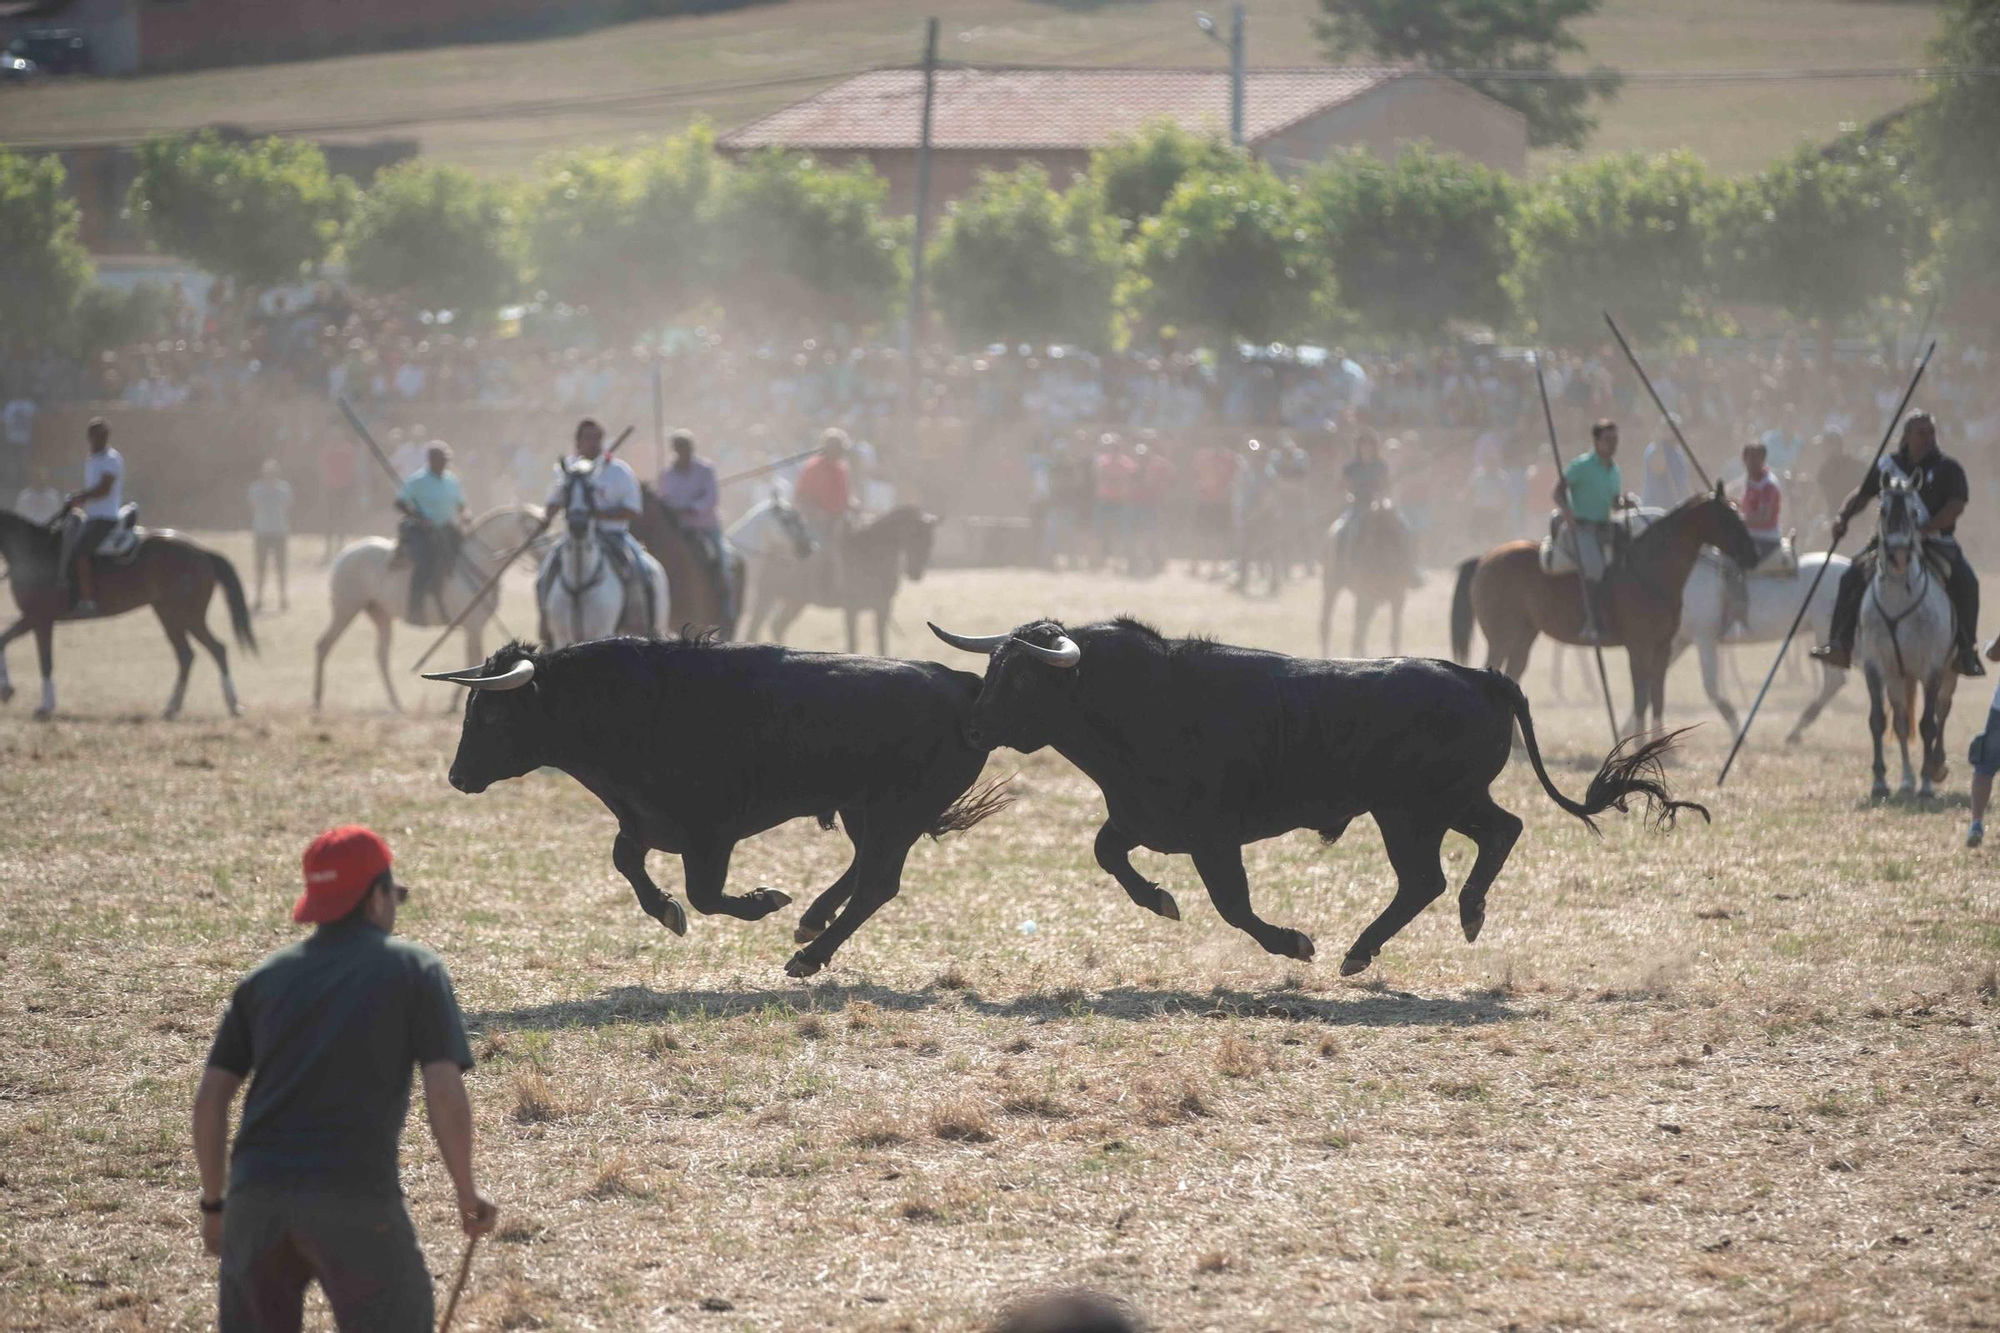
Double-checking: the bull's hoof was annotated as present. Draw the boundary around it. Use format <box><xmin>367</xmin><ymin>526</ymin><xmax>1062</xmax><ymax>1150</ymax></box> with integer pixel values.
<box><xmin>655</xmin><ymin>898</ymin><xmax>688</xmax><ymax>937</ymax></box>
<box><xmin>1154</xmin><ymin>890</ymin><xmax>1181</xmax><ymax>922</ymax></box>
<box><xmin>1279</xmin><ymin>930</ymin><xmax>1315</xmax><ymax>962</ymax></box>
<box><xmin>1339</xmin><ymin>950</ymin><xmax>1372</xmax><ymax>977</ymax></box>
<box><xmin>1461</xmin><ymin>900</ymin><xmax>1486</xmax><ymax>944</ymax></box>
<box><xmin>793</xmin><ymin>919</ymin><xmax>826</xmax><ymax>945</ymax></box>
<box><xmin>785</xmin><ymin>952</ymin><xmax>825</xmax><ymax>980</ymax></box>
<box><xmin>751</xmin><ymin>887</ymin><xmax>793</xmax><ymax>918</ymax></box>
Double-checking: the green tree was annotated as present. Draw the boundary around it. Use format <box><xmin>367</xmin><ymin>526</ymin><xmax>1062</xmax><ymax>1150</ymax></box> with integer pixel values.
<box><xmin>527</xmin><ymin>125</ymin><xmax>720</xmax><ymax>332</ymax></box>
<box><xmin>1314</xmin><ymin>0</ymin><xmax>1621</xmax><ymax>150</ymax></box>
<box><xmin>709</xmin><ymin>150</ymin><xmax>905</xmax><ymax>334</ymax></box>
<box><xmin>345</xmin><ymin>162</ymin><xmax>522</xmax><ymax>320</ymax></box>
<box><xmin>928</xmin><ymin>165</ymin><xmax>1122</xmax><ymax>351</ymax></box>
<box><xmin>1709</xmin><ymin>140</ymin><xmax>1926</xmax><ymax>333</ymax></box>
<box><xmin>1508</xmin><ymin>149</ymin><xmax>1720</xmax><ymax>345</ymax></box>
<box><xmin>1913</xmin><ymin>0</ymin><xmax>2000</xmax><ymax>322</ymax></box>
<box><xmin>0</xmin><ymin>151</ymin><xmax>92</xmax><ymax>351</ymax></box>
<box><xmin>127</xmin><ymin>132</ymin><xmax>352</xmax><ymax>288</ymax></box>
<box><xmin>1088</xmin><ymin>121</ymin><xmax>1243</xmax><ymax>233</ymax></box>
<box><xmin>1302</xmin><ymin>143</ymin><xmax>1517</xmax><ymax>337</ymax></box>
<box><xmin>71</xmin><ymin>282</ymin><xmax>180</xmax><ymax>356</ymax></box>
<box><xmin>1125</xmin><ymin>164</ymin><xmax>1321</xmax><ymax>346</ymax></box>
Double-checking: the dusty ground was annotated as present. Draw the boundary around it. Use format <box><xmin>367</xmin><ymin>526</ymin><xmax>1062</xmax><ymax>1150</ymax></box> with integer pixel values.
<box><xmin>2</xmin><ymin>536</ymin><xmax>1996</xmax><ymax>1332</ymax></box>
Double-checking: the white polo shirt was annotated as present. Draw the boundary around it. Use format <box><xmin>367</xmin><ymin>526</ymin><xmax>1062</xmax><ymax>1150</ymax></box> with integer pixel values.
<box><xmin>548</xmin><ymin>455</ymin><xmax>641</xmax><ymax>535</ymax></box>
<box><xmin>83</xmin><ymin>447</ymin><xmax>124</xmax><ymax>520</ymax></box>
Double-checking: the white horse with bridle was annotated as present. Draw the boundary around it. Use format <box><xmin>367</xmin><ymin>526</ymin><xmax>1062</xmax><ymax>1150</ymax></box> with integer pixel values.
<box><xmin>1672</xmin><ymin>549</ymin><xmax>1849</xmax><ymax>743</ymax></box>
<box><xmin>314</xmin><ymin>504</ymin><xmax>545</xmax><ymax>712</ymax></box>
<box><xmin>1856</xmin><ymin>473</ymin><xmax>1958</xmax><ymax>800</ymax></box>
<box><xmin>537</xmin><ymin>462</ymin><xmax>666</xmax><ymax>649</ymax></box>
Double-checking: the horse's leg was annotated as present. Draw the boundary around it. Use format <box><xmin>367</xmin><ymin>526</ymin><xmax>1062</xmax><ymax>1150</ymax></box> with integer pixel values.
<box><xmin>153</xmin><ymin>609</ymin><xmax>195</xmax><ymax>721</ymax></box>
<box><xmin>313</xmin><ymin>601</ymin><xmax>363</xmax><ymax>712</ymax></box>
<box><xmin>875</xmin><ymin>604</ymin><xmax>889</xmax><ymax>659</ymax></box>
<box><xmin>843</xmin><ymin>606</ymin><xmax>859</xmax><ymax>655</ymax></box>
<box><xmin>1389</xmin><ymin>592</ymin><xmax>1405</xmax><ymax>658</ymax></box>
<box><xmin>0</xmin><ymin>613</ymin><xmax>29</xmax><ymax>704</ymax></box>
<box><xmin>1865</xmin><ymin>666</ymin><xmax>1889</xmax><ymax>801</ymax></box>
<box><xmin>1318</xmin><ymin>571</ymin><xmax>1338</xmax><ymax>657</ymax></box>
<box><xmin>367</xmin><ymin>606</ymin><xmax>402</xmax><ymax>714</ymax></box>
<box><xmin>1787</xmin><ymin>659</ymin><xmax>1846</xmax><ymax>744</ymax></box>
<box><xmin>1694</xmin><ymin>634</ymin><xmax>1737</xmax><ymax>737</ymax></box>
<box><xmin>1623</xmin><ymin>646</ymin><xmax>1648</xmax><ymax>739</ymax></box>
<box><xmin>1351</xmin><ymin>593</ymin><xmax>1373</xmax><ymax>658</ymax></box>
<box><xmin>185</xmin><ymin>616</ymin><xmax>241</xmax><ymax>718</ymax></box>
<box><xmin>31</xmin><ymin>621</ymin><xmax>54</xmax><ymax>720</ymax></box>
<box><xmin>1895</xmin><ymin>678</ymin><xmax>1917</xmax><ymax>796</ymax></box>
<box><xmin>1651</xmin><ymin>642</ymin><xmax>1670</xmax><ymax>735</ymax></box>
<box><xmin>1918</xmin><ymin>675</ymin><xmax>1942</xmax><ymax>798</ymax></box>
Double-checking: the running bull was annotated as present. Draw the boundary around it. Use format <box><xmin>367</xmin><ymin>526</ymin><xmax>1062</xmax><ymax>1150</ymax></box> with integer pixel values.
<box><xmin>428</xmin><ymin>638</ymin><xmax>1010</xmax><ymax>977</ymax></box>
<box><xmin>931</xmin><ymin>618</ymin><xmax>1706</xmax><ymax>976</ymax></box>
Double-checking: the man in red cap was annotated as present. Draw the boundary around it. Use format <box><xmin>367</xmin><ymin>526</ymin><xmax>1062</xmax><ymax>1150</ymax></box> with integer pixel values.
<box><xmin>191</xmin><ymin>826</ymin><xmax>497</xmax><ymax>1332</ymax></box>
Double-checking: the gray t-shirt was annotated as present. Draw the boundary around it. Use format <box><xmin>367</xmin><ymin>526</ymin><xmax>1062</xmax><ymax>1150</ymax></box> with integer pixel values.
<box><xmin>247</xmin><ymin>477</ymin><xmax>293</xmax><ymax>536</ymax></box>
<box><xmin>206</xmin><ymin>919</ymin><xmax>474</xmax><ymax>1196</ymax></box>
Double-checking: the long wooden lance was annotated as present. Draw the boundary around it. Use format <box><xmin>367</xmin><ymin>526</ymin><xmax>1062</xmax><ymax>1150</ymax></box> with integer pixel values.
<box><xmin>1536</xmin><ymin>351</ymin><xmax>1622</xmax><ymax>745</ymax></box>
<box><xmin>1715</xmin><ymin>340</ymin><xmax>1936</xmax><ymax>786</ymax></box>
<box><xmin>1603</xmin><ymin>313</ymin><xmax>1714</xmax><ymax>490</ymax></box>
<box><xmin>718</xmin><ymin>447</ymin><xmax>823</xmax><ymax>488</ymax></box>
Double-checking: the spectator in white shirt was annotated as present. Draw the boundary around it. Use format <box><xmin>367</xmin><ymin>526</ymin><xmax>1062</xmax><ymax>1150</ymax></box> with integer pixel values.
<box><xmin>13</xmin><ymin>466</ymin><xmax>61</xmax><ymax>525</ymax></box>
<box><xmin>247</xmin><ymin>459</ymin><xmax>294</xmax><ymax>613</ymax></box>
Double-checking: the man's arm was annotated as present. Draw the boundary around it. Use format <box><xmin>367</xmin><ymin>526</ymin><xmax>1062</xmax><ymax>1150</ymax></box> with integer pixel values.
<box><xmin>192</xmin><ymin>1066</ymin><xmax>243</xmax><ymax>1256</ymax></box>
<box><xmin>1924</xmin><ymin>498</ymin><xmax>1967</xmax><ymax>535</ymax></box>
<box><xmin>421</xmin><ymin>1061</ymin><xmax>496</xmax><ymax>1238</ymax></box>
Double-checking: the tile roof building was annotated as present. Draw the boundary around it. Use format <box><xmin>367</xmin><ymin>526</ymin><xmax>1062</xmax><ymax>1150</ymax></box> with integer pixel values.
<box><xmin>719</xmin><ymin>66</ymin><xmax>1528</xmax><ymax>214</ymax></box>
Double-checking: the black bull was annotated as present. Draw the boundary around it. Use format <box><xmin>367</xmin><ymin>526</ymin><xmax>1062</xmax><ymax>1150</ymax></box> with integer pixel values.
<box><xmin>428</xmin><ymin>638</ymin><xmax>1011</xmax><ymax>978</ymax></box>
<box><xmin>932</xmin><ymin>618</ymin><xmax>1708</xmax><ymax>976</ymax></box>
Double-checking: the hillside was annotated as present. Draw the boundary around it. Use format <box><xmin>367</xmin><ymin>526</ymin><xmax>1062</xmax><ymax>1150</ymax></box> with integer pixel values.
<box><xmin>0</xmin><ymin>0</ymin><xmax>1942</xmax><ymax>176</ymax></box>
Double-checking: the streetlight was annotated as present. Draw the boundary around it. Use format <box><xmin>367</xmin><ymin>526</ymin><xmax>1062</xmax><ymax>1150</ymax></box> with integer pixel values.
<box><xmin>1195</xmin><ymin>2</ymin><xmax>1245</xmax><ymax>148</ymax></box>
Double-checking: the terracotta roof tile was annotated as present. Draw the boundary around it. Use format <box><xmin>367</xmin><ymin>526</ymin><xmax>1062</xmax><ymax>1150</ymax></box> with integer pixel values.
<box><xmin>719</xmin><ymin>66</ymin><xmax>1410</xmax><ymax>153</ymax></box>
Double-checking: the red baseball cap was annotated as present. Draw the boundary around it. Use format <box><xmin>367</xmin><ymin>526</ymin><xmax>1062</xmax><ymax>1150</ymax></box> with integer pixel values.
<box><xmin>295</xmin><ymin>826</ymin><xmax>394</xmax><ymax>924</ymax></box>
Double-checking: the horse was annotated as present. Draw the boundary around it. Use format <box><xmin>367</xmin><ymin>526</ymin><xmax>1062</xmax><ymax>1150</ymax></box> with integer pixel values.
<box><xmin>1670</xmin><ymin>549</ymin><xmax>1849</xmax><ymax>743</ymax></box>
<box><xmin>536</xmin><ymin>465</ymin><xmax>667</xmax><ymax>649</ymax></box>
<box><xmin>735</xmin><ymin>502</ymin><xmax>940</xmax><ymax>656</ymax></box>
<box><xmin>0</xmin><ymin>508</ymin><xmax>254</xmax><ymax>719</ymax></box>
<box><xmin>630</xmin><ymin>486</ymin><xmax>748</xmax><ymax>640</ymax></box>
<box><xmin>1318</xmin><ymin>502</ymin><xmax>1419</xmax><ymax>657</ymax></box>
<box><xmin>1450</xmin><ymin>486</ymin><xmax>1760</xmax><ymax>738</ymax></box>
<box><xmin>313</xmin><ymin>505</ymin><xmax>544</xmax><ymax>712</ymax></box>
<box><xmin>1856</xmin><ymin>475</ymin><xmax>1957</xmax><ymax>801</ymax></box>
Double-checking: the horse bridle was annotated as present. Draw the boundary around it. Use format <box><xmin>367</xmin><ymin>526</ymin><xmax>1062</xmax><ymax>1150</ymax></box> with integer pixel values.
<box><xmin>1870</xmin><ymin>486</ymin><xmax>1933</xmax><ymax>679</ymax></box>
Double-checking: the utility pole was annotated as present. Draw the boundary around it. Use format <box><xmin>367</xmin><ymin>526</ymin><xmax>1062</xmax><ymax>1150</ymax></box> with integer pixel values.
<box><xmin>906</xmin><ymin>16</ymin><xmax>941</xmax><ymax>359</ymax></box>
<box><xmin>1196</xmin><ymin>2</ymin><xmax>1246</xmax><ymax>147</ymax></box>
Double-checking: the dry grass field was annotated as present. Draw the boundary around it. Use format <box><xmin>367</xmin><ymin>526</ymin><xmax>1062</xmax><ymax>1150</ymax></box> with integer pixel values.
<box><xmin>2</xmin><ymin>538</ymin><xmax>1997</xmax><ymax>1331</ymax></box>
<box><xmin>0</xmin><ymin>0</ymin><xmax>1942</xmax><ymax>176</ymax></box>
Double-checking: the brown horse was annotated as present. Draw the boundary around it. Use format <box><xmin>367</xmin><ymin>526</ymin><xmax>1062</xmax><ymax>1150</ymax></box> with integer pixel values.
<box><xmin>1318</xmin><ymin>503</ymin><xmax>1420</xmax><ymax>657</ymax></box>
<box><xmin>631</xmin><ymin>486</ymin><xmax>747</xmax><ymax>639</ymax></box>
<box><xmin>1449</xmin><ymin>487</ymin><xmax>1758</xmax><ymax>736</ymax></box>
<box><xmin>740</xmin><ymin>504</ymin><xmax>940</xmax><ymax>656</ymax></box>
<box><xmin>0</xmin><ymin>508</ymin><xmax>255</xmax><ymax>719</ymax></box>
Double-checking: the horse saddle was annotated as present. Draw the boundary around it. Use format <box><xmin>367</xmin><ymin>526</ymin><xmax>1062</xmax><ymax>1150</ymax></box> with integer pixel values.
<box><xmin>94</xmin><ymin>504</ymin><xmax>143</xmax><ymax>565</ymax></box>
<box><xmin>1747</xmin><ymin>533</ymin><xmax>1798</xmax><ymax>580</ymax></box>
<box><xmin>1539</xmin><ymin>509</ymin><xmax>1651</xmax><ymax>576</ymax></box>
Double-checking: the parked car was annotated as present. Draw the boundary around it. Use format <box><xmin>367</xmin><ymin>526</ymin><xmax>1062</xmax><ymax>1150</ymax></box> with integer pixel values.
<box><xmin>7</xmin><ymin>29</ymin><xmax>89</xmax><ymax>74</ymax></box>
<box><xmin>0</xmin><ymin>52</ymin><xmax>37</xmax><ymax>82</ymax></box>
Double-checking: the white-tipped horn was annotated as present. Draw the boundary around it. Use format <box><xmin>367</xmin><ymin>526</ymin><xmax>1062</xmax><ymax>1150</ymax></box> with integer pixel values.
<box><xmin>422</xmin><ymin>659</ymin><xmax>536</xmax><ymax>691</ymax></box>
<box><xmin>929</xmin><ymin>622</ymin><xmax>1013</xmax><ymax>655</ymax></box>
<box><xmin>1014</xmin><ymin>634</ymin><xmax>1081</xmax><ymax>669</ymax></box>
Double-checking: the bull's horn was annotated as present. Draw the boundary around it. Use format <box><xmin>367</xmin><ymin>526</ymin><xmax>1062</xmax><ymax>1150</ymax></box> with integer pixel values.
<box><xmin>422</xmin><ymin>659</ymin><xmax>536</xmax><ymax>691</ymax></box>
<box><xmin>928</xmin><ymin>622</ymin><xmax>1013</xmax><ymax>655</ymax></box>
<box><xmin>1015</xmin><ymin>634</ymin><xmax>1081</xmax><ymax>669</ymax></box>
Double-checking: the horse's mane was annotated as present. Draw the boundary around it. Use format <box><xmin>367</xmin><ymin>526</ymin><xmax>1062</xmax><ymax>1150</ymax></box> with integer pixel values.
<box><xmin>1630</xmin><ymin>491</ymin><xmax>1720</xmax><ymax>556</ymax></box>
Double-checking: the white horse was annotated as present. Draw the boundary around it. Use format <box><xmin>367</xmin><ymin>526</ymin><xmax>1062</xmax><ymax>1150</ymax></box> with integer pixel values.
<box><xmin>314</xmin><ymin>505</ymin><xmax>544</xmax><ymax>712</ymax></box>
<box><xmin>1671</xmin><ymin>550</ymin><xmax>1849</xmax><ymax>742</ymax></box>
<box><xmin>1856</xmin><ymin>476</ymin><xmax>1957</xmax><ymax>800</ymax></box>
<box><xmin>536</xmin><ymin>465</ymin><xmax>666</xmax><ymax>649</ymax></box>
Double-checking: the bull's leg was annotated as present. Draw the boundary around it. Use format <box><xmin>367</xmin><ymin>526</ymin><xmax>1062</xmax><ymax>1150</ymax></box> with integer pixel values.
<box><xmin>1865</xmin><ymin>666</ymin><xmax>1890</xmax><ymax>801</ymax></box>
<box><xmin>1093</xmin><ymin>820</ymin><xmax>1181</xmax><ymax>922</ymax></box>
<box><xmin>1339</xmin><ymin>811</ymin><xmax>1448</xmax><ymax>976</ymax></box>
<box><xmin>785</xmin><ymin>838</ymin><xmax>913</xmax><ymax>979</ymax></box>
<box><xmin>154</xmin><ymin>610</ymin><xmax>195</xmax><ymax>721</ymax></box>
<box><xmin>1448</xmin><ymin>795</ymin><xmax>1522</xmax><ymax>945</ymax></box>
<box><xmin>794</xmin><ymin>811</ymin><xmax>864</xmax><ymax>944</ymax></box>
<box><xmin>1189</xmin><ymin>844</ymin><xmax>1313</xmax><ymax>962</ymax></box>
<box><xmin>681</xmin><ymin>838</ymin><xmax>791</xmax><ymax>921</ymax></box>
<box><xmin>612</xmin><ymin>832</ymin><xmax>687</xmax><ymax>936</ymax></box>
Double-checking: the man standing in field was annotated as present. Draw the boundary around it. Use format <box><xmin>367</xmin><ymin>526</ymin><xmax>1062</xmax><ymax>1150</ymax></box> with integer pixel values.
<box><xmin>192</xmin><ymin>826</ymin><xmax>498</xmax><ymax>1332</ymax></box>
<box><xmin>248</xmin><ymin>459</ymin><xmax>293</xmax><ymax>614</ymax></box>
<box><xmin>1968</xmin><ymin>633</ymin><xmax>2000</xmax><ymax>848</ymax></box>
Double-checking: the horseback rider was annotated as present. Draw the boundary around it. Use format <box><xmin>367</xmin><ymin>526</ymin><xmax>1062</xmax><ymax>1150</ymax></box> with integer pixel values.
<box><xmin>54</xmin><ymin>417</ymin><xmax>125</xmax><ymax>615</ymax></box>
<box><xmin>1554</xmin><ymin>419</ymin><xmax>1627</xmax><ymax>644</ymax></box>
<box><xmin>656</xmin><ymin>429</ymin><xmax>732</xmax><ymax>620</ymax></box>
<box><xmin>794</xmin><ymin>427</ymin><xmax>853</xmax><ymax>596</ymax></box>
<box><xmin>391</xmin><ymin>442</ymin><xmax>467</xmax><ymax>625</ymax></box>
<box><xmin>543</xmin><ymin>417</ymin><xmax>656</xmax><ymax>631</ymax></box>
<box><xmin>1723</xmin><ymin>441</ymin><xmax>1782</xmax><ymax>637</ymax></box>
<box><xmin>1812</xmin><ymin>410</ymin><xmax>1983</xmax><ymax>677</ymax></box>
<box><xmin>1329</xmin><ymin>430</ymin><xmax>1391</xmax><ymax>569</ymax></box>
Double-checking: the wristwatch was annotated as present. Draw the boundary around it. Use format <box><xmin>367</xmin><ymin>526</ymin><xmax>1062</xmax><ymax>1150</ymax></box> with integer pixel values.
<box><xmin>199</xmin><ymin>1197</ymin><xmax>225</xmax><ymax>1214</ymax></box>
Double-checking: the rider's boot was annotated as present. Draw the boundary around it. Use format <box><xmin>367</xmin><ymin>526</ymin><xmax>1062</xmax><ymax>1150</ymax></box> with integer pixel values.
<box><xmin>1956</xmin><ymin>630</ymin><xmax>1987</xmax><ymax>678</ymax></box>
<box><xmin>1578</xmin><ymin>579</ymin><xmax>1606</xmax><ymax>644</ymax></box>
<box><xmin>1810</xmin><ymin>563</ymin><xmax>1866</xmax><ymax>670</ymax></box>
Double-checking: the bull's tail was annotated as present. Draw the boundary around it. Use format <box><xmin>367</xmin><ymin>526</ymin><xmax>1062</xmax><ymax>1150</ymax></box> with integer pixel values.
<box><xmin>929</xmin><ymin>778</ymin><xmax>1015</xmax><ymax>839</ymax></box>
<box><xmin>1450</xmin><ymin>557</ymin><xmax>1479</xmax><ymax>663</ymax></box>
<box><xmin>1490</xmin><ymin>671</ymin><xmax>1708</xmax><ymax>834</ymax></box>
<box><xmin>208</xmin><ymin>550</ymin><xmax>258</xmax><ymax>654</ymax></box>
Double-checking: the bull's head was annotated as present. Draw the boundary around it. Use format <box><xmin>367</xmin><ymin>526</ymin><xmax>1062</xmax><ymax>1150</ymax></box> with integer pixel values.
<box><xmin>929</xmin><ymin>620</ymin><xmax>1080</xmax><ymax>753</ymax></box>
<box><xmin>423</xmin><ymin>646</ymin><xmax>547</xmax><ymax>793</ymax></box>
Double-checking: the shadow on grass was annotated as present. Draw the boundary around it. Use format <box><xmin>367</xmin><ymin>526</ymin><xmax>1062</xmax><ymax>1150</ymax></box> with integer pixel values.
<box><xmin>470</xmin><ymin>981</ymin><xmax>1513</xmax><ymax>1032</ymax></box>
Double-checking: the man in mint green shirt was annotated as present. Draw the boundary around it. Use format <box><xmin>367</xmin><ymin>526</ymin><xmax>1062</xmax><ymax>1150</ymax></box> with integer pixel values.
<box><xmin>1553</xmin><ymin>419</ymin><xmax>1626</xmax><ymax>641</ymax></box>
<box><xmin>393</xmin><ymin>442</ymin><xmax>467</xmax><ymax>625</ymax></box>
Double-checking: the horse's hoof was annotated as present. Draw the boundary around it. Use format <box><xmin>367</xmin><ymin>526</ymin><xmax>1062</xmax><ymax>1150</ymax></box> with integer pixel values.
<box><xmin>32</xmin><ymin>707</ymin><xmax>52</xmax><ymax>722</ymax></box>
<box><xmin>1154</xmin><ymin>889</ymin><xmax>1181</xmax><ymax>922</ymax></box>
<box><xmin>1339</xmin><ymin>950</ymin><xmax>1371</xmax><ymax>977</ymax></box>
<box><xmin>785</xmin><ymin>952</ymin><xmax>825</xmax><ymax>980</ymax></box>
<box><xmin>656</xmin><ymin>899</ymin><xmax>688</xmax><ymax>937</ymax></box>
<box><xmin>0</xmin><ymin>683</ymin><xmax>12</xmax><ymax>705</ymax></box>
<box><xmin>1784</xmin><ymin>732</ymin><xmax>1802</xmax><ymax>746</ymax></box>
<box><xmin>1871</xmin><ymin>782</ymin><xmax>1890</xmax><ymax>803</ymax></box>
<box><xmin>793</xmin><ymin>919</ymin><xmax>825</xmax><ymax>945</ymax></box>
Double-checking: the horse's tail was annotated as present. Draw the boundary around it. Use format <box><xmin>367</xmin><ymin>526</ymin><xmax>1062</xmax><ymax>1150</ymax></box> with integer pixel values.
<box><xmin>208</xmin><ymin>550</ymin><xmax>258</xmax><ymax>654</ymax></box>
<box><xmin>1486</xmin><ymin>671</ymin><xmax>1707</xmax><ymax>834</ymax></box>
<box><xmin>1450</xmin><ymin>557</ymin><xmax>1480</xmax><ymax>663</ymax></box>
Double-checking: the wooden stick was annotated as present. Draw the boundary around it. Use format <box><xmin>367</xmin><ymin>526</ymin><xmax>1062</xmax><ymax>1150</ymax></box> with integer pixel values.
<box><xmin>438</xmin><ymin>1232</ymin><xmax>479</xmax><ymax>1333</ymax></box>
<box><xmin>1603</xmin><ymin>314</ymin><xmax>1713</xmax><ymax>490</ymax></box>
